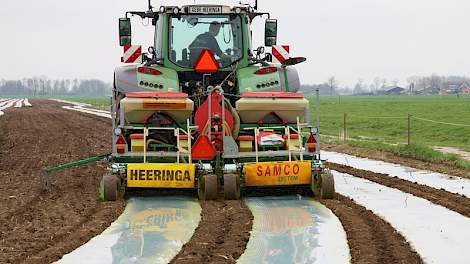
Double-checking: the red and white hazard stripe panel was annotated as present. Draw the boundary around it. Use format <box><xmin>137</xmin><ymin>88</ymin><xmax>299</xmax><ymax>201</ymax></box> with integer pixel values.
<box><xmin>122</xmin><ymin>45</ymin><xmax>142</xmax><ymax>64</ymax></box>
<box><xmin>271</xmin><ymin>45</ymin><xmax>290</xmax><ymax>64</ymax></box>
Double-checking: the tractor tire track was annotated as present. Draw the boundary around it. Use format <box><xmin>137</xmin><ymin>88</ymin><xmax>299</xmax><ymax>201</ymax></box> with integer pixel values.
<box><xmin>318</xmin><ymin>195</ymin><xmax>423</xmax><ymax>264</ymax></box>
<box><xmin>327</xmin><ymin>162</ymin><xmax>470</xmax><ymax>218</ymax></box>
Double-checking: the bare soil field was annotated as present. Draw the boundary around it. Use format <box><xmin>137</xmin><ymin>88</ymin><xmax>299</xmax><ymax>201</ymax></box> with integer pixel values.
<box><xmin>0</xmin><ymin>100</ymin><xmax>430</xmax><ymax>264</ymax></box>
<box><xmin>0</xmin><ymin>100</ymin><xmax>125</xmax><ymax>264</ymax></box>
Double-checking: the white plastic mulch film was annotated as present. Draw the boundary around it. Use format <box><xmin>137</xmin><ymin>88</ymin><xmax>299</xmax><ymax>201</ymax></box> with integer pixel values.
<box><xmin>323</xmin><ymin>151</ymin><xmax>470</xmax><ymax>198</ymax></box>
<box><xmin>333</xmin><ymin>171</ymin><xmax>470</xmax><ymax>264</ymax></box>
<box><xmin>0</xmin><ymin>98</ymin><xmax>32</xmax><ymax>116</ymax></box>
<box><xmin>53</xmin><ymin>99</ymin><xmax>112</xmax><ymax>119</ymax></box>
<box><xmin>239</xmin><ymin>196</ymin><xmax>350</xmax><ymax>264</ymax></box>
<box><xmin>56</xmin><ymin>197</ymin><xmax>201</xmax><ymax>264</ymax></box>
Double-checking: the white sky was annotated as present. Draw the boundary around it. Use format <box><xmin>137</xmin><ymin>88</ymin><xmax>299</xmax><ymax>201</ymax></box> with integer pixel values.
<box><xmin>0</xmin><ymin>0</ymin><xmax>469</xmax><ymax>87</ymax></box>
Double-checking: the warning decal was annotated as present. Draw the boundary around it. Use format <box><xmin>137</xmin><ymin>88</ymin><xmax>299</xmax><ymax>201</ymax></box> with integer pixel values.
<box><xmin>272</xmin><ymin>45</ymin><xmax>290</xmax><ymax>64</ymax></box>
<box><xmin>122</xmin><ymin>45</ymin><xmax>143</xmax><ymax>64</ymax></box>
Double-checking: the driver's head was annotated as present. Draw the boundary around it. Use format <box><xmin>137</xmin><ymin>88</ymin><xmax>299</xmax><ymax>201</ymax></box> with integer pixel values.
<box><xmin>209</xmin><ymin>21</ymin><xmax>221</xmax><ymax>36</ymax></box>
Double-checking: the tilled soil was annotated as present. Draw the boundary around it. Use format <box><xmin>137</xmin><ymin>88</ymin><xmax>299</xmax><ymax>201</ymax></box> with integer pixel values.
<box><xmin>0</xmin><ymin>100</ymin><xmax>125</xmax><ymax>264</ymax></box>
<box><xmin>327</xmin><ymin>162</ymin><xmax>470</xmax><ymax>218</ymax></box>
<box><xmin>170</xmin><ymin>199</ymin><xmax>253</xmax><ymax>264</ymax></box>
<box><xmin>318</xmin><ymin>195</ymin><xmax>423</xmax><ymax>264</ymax></box>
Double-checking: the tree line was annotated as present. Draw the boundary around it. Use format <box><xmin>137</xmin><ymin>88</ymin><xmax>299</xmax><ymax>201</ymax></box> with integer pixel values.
<box><xmin>0</xmin><ymin>77</ymin><xmax>112</xmax><ymax>97</ymax></box>
<box><xmin>301</xmin><ymin>75</ymin><xmax>470</xmax><ymax>95</ymax></box>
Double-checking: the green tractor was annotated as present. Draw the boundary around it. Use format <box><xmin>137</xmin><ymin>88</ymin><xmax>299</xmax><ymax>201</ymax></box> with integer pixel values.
<box><xmin>42</xmin><ymin>1</ymin><xmax>335</xmax><ymax>201</ymax></box>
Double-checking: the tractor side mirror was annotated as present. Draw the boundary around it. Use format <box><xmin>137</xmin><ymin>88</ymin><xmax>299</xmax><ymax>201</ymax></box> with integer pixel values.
<box><xmin>119</xmin><ymin>18</ymin><xmax>132</xmax><ymax>46</ymax></box>
<box><xmin>264</xmin><ymin>19</ymin><xmax>278</xmax><ymax>47</ymax></box>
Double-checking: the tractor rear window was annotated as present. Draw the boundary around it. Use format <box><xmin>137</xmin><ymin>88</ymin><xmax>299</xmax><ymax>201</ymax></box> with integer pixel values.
<box><xmin>169</xmin><ymin>14</ymin><xmax>243</xmax><ymax>69</ymax></box>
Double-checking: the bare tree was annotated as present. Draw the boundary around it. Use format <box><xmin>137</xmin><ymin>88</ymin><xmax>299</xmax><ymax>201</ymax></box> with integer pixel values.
<box><xmin>407</xmin><ymin>76</ymin><xmax>420</xmax><ymax>94</ymax></box>
<box><xmin>327</xmin><ymin>77</ymin><xmax>338</xmax><ymax>95</ymax></box>
<box><xmin>380</xmin><ymin>78</ymin><xmax>388</xmax><ymax>90</ymax></box>
<box><xmin>0</xmin><ymin>77</ymin><xmax>111</xmax><ymax>96</ymax></box>
<box><xmin>353</xmin><ymin>79</ymin><xmax>366</xmax><ymax>94</ymax></box>
<box><xmin>429</xmin><ymin>74</ymin><xmax>442</xmax><ymax>93</ymax></box>
<box><xmin>373</xmin><ymin>77</ymin><xmax>381</xmax><ymax>94</ymax></box>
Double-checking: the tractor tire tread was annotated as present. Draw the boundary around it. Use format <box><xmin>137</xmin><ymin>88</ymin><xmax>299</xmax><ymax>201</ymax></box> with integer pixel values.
<box><xmin>224</xmin><ymin>174</ymin><xmax>240</xmax><ymax>200</ymax></box>
<box><xmin>320</xmin><ymin>170</ymin><xmax>335</xmax><ymax>199</ymax></box>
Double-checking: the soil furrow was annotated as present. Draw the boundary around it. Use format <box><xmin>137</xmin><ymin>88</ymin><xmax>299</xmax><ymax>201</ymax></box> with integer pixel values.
<box><xmin>327</xmin><ymin>162</ymin><xmax>470</xmax><ymax>217</ymax></box>
<box><xmin>318</xmin><ymin>195</ymin><xmax>423</xmax><ymax>264</ymax></box>
<box><xmin>170</xmin><ymin>200</ymin><xmax>253</xmax><ymax>264</ymax></box>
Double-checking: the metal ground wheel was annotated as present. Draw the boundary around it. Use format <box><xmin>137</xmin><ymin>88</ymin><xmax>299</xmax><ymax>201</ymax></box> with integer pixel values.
<box><xmin>198</xmin><ymin>174</ymin><xmax>218</xmax><ymax>200</ymax></box>
<box><xmin>320</xmin><ymin>170</ymin><xmax>335</xmax><ymax>199</ymax></box>
<box><xmin>311</xmin><ymin>172</ymin><xmax>321</xmax><ymax>197</ymax></box>
<box><xmin>100</xmin><ymin>173</ymin><xmax>118</xmax><ymax>201</ymax></box>
<box><xmin>224</xmin><ymin>174</ymin><xmax>240</xmax><ymax>200</ymax></box>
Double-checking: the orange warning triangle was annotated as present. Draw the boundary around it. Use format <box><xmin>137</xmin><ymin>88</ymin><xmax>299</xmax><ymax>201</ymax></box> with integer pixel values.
<box><xmin>191</xmin><ymin>135</ymin><xmax>217</xmax><ymax>160</ymax></box>
<box><xmin>194</xmin><ymin>49</ymin><xmax>219</xmax><ymax>73</ymax></box>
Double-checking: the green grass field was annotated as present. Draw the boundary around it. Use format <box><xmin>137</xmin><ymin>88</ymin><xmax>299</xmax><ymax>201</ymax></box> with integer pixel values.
<box><xmin>309</xmin><ymin>95</ymin><xmax>470</xmax><ymax>151</ymax></box>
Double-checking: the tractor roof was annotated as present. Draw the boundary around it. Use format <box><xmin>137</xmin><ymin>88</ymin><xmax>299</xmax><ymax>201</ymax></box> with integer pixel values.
<box><xmin>159</xmin><ymin>4</ymin><xmax>255</xmax><ymax>15</ymax></box>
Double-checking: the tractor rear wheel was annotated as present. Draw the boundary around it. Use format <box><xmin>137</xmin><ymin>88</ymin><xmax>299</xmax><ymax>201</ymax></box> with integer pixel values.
<box><xmin>100</xmin><ymin>173</ymin><xmax>117</xmax><ymax>201</ymax></box>
<box><xmin>198</xmin><ymin>174</ymin><xmax>218</xmax><ymax>200</ymax></box>
<box><xmin>320</xmin><ymin>170</ymin><xmax>335</xmax><ymax>199</ymax></box>
<box><xmin>224</xmin><ymin>174</ymin><xmax>240</xmax><ymax>200</ymax></box>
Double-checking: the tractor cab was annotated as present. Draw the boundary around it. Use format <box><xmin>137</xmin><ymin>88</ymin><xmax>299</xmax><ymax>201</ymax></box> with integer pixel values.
<box><xmin>117</xmin><ymin>4</ymin><xmax>282</xmax><ymax>90</ymax></box>
<box><xmin>167</xmin><ymin>10</ymin><xmax>244</xmax><ymax>68</ymax></box>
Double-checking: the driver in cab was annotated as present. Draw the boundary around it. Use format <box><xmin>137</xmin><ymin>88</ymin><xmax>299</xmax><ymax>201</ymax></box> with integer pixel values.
<box><xmin>189</xmin><ymin>21</ymin><xmax>231</xmax><ymax>61</ymax></box>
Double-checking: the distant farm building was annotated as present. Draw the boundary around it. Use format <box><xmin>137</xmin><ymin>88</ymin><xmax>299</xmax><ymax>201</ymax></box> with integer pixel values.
<box><xmin>377</xmin><ymin>86</ymin><xmax>406</xmax><ymax>95</ymax></box>
<box><xmin>412</xmin><ymin>81</ymin><xmax>470</xmax><ymax>95</ymax></box>
<box><xmin>385</xmin><ymin>86</ymin><xmax>406</xmax><ymax>95</ymax></box>
<box><xmin>459</xmin><ymin>82</ymin><xmax>470</xmax><ymax>95</ymax></box>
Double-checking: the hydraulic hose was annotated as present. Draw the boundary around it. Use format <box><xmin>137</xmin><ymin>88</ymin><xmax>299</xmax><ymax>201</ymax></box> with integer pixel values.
<box><xmin>224</xmin><ymin>97</ymin><xmax>240</xmax><ymax>139</ymax></box>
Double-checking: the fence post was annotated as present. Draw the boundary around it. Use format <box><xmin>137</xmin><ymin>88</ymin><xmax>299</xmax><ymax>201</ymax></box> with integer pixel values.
<box><xmin>407</xmin><ymin>114</ymin><xmax>411</xmax><ymax>145</ymax></box>
<box><xmin>343</xmin><ymin>113</ymin><xmax>347</xmax><ymax>142</ymax></box>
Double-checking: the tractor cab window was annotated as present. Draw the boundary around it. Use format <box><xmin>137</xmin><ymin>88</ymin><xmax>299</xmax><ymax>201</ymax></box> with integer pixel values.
<box><xmin>169</xmin><ymin>15</ymin><xmax>243</xmax><ymax>68</ymax></box>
